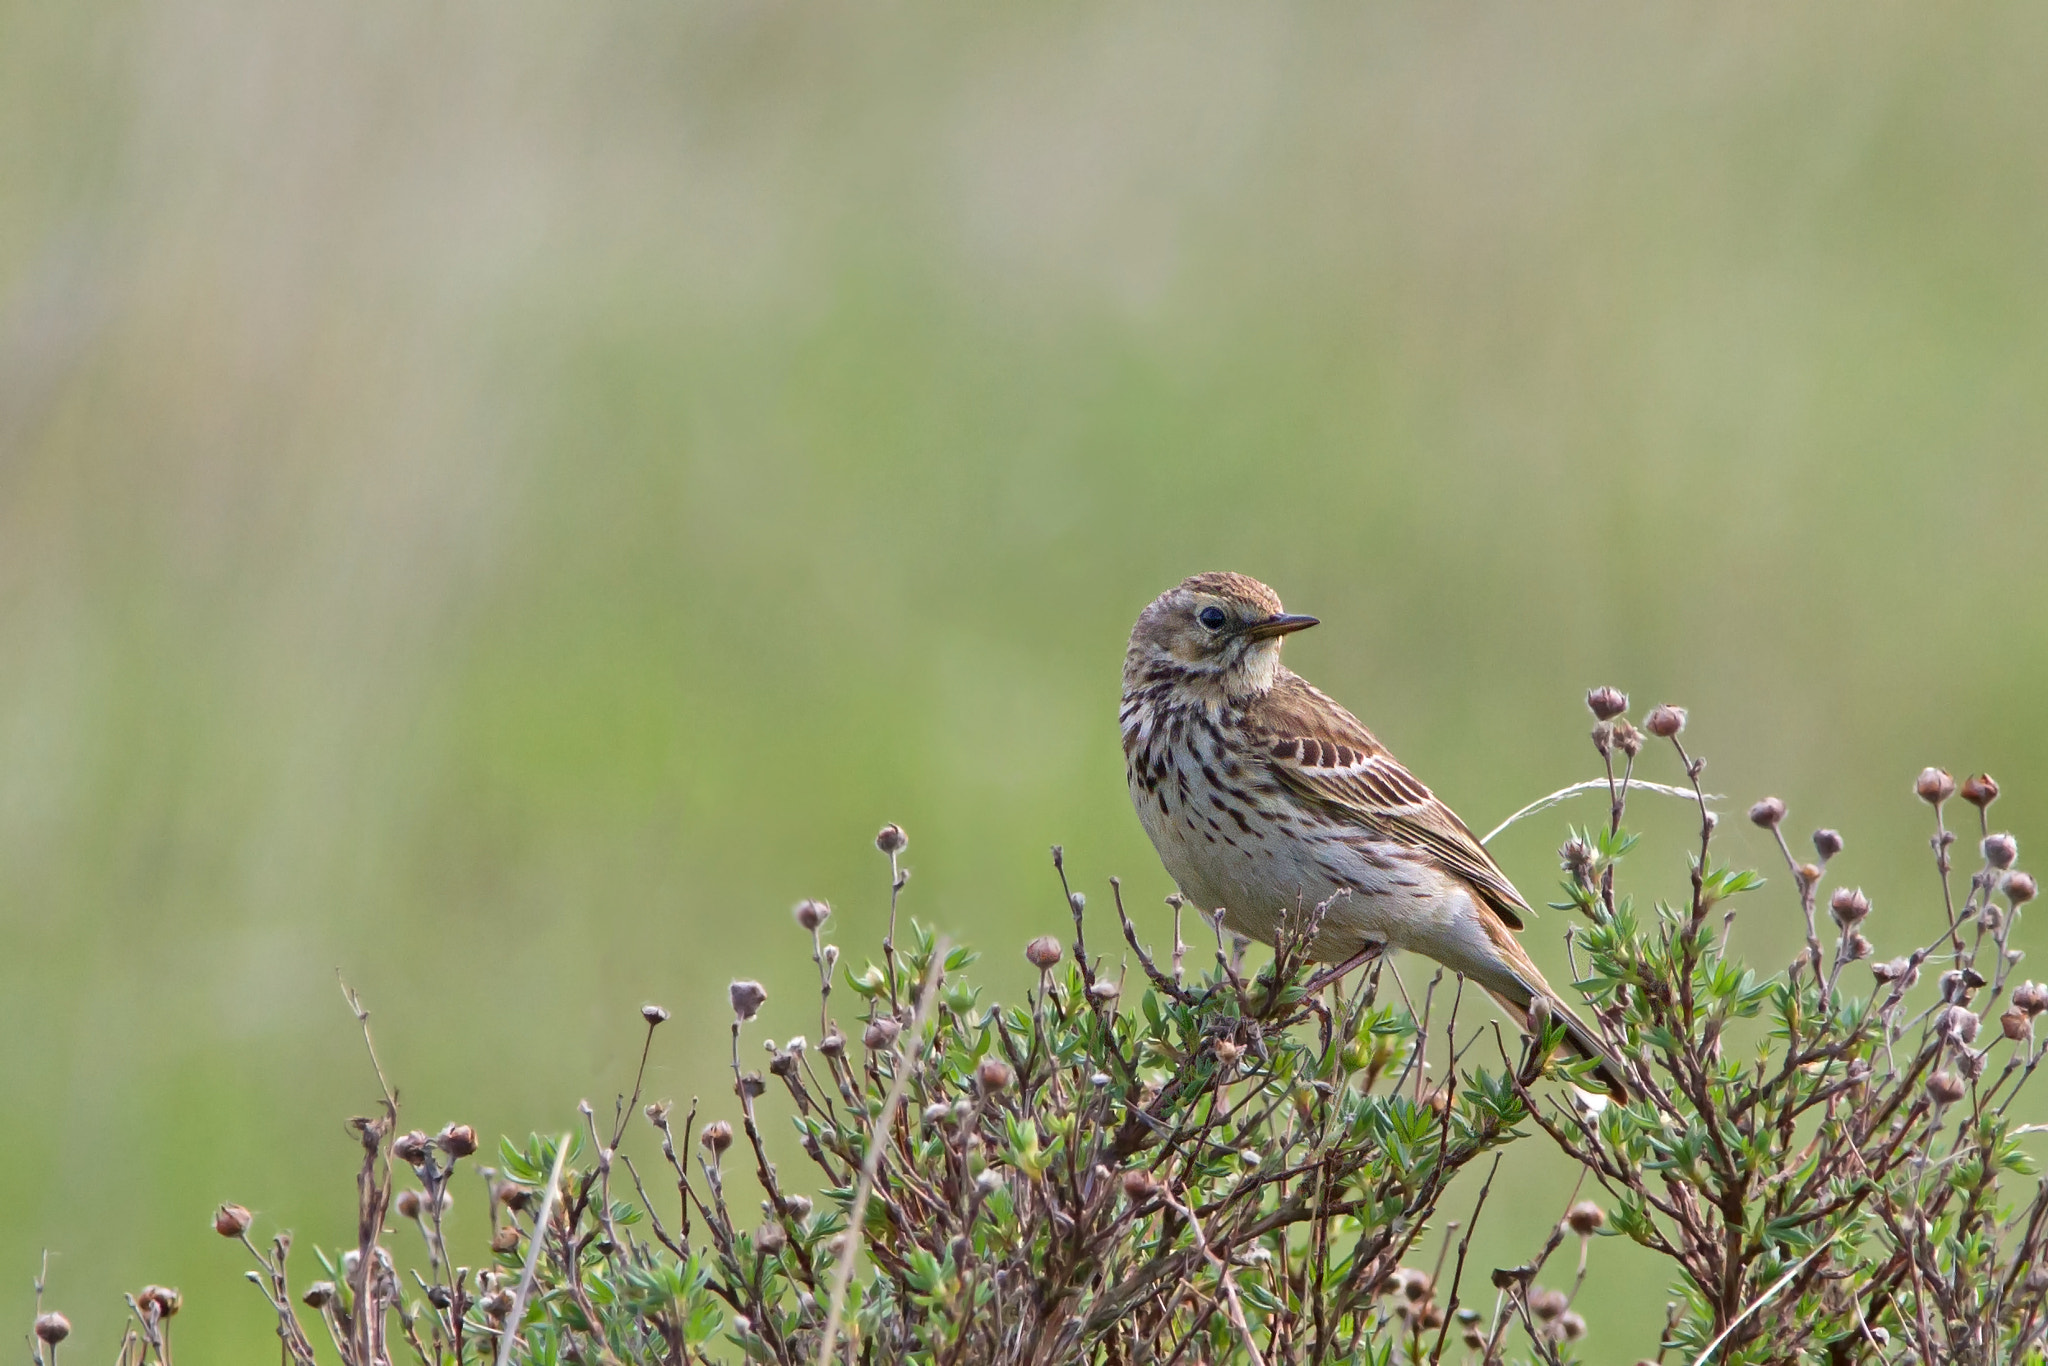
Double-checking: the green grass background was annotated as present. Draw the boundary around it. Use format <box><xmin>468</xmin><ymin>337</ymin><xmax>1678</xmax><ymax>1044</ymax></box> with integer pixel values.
<box><xmin>4</xmin><ymin>4</ymin><xmax>2048</xmax><ymax>1360</ymax></box>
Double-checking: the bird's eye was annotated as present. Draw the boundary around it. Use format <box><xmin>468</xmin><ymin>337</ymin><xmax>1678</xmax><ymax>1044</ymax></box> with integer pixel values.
<box><xmin>1197</xmin><ymin>606</ymin><xmax>1228</xmax><ymax>631</ymax></box>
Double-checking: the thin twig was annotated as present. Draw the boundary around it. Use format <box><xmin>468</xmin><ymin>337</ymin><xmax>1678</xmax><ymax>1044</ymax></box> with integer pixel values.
<box><xmin>818</xmin><ymin>940</ymin><xmax>948</xmax><ymax>1365</ymax></box>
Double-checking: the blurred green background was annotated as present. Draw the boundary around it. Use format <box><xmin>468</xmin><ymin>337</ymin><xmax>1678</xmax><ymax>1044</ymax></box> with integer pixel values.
<box><xmin>5</xmin><ymin>4</ymin><xmax>2048</xmax><ymax>1360</ymax></box>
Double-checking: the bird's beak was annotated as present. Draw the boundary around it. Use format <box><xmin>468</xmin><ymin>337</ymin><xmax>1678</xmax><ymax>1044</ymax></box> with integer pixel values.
<box><xmin>1244</xmin><ymin>613</ymin><xmax>1319</xmax><ymax>640</ymax></box>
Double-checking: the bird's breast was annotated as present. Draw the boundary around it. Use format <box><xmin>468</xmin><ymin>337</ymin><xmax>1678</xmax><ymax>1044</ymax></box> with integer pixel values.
<box><xmin>1122</xmin><ymin>691</ymin><xmax>1445</xmax><ymax>956</ymax></box>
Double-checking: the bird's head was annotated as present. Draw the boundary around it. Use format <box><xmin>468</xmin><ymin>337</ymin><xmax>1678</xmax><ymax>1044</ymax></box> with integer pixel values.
<box><xmin>1124</xmin><ymin>572</ymin><xmax>1318</xmax><ymax>699</ymax></box>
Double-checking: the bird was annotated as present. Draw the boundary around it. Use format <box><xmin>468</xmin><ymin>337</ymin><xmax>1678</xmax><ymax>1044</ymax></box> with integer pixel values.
<box><xmin>1120</xmin><ymin>571</ymin><xmax>1626</xmax><ymax>1097</ymax></box>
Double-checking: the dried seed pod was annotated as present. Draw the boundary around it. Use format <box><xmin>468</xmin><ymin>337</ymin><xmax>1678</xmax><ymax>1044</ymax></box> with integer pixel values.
<box><xmin>491</xmin><ymin>1226</ymin><xmax>520</xmax><ymax>1253</ymax></box>
<box><xmin>1813</xmin><ymin>828</ymin><xmax>1843</xmax><ymax>861</ymax></box>
<box><xmin>1917</xmin><ymin>768</ymin><xmax>1956</xmax><ymax>804</ymax></box>
<box><xmin>1645</xmin><ymin>705</ymin><xmax>1686</xmax><ymax>738</ymax></box>
<box><xmin>1984</xmin><ymin>834</ymin><xmax>2019</xmax><ymax>870</ymax></box>
<box><xmin>1844</xmin><ymin>932</ymin><xmax>1872</xmax><ymax>961</ymax></box>
<box><xmin>214</xmin><ymin>1203</ymin><xmax>253</xmax><ymax>1238</ymax></box>
<box><xmin>1087</xmin><ymin>979</ymin><xmax>1121</xmax><ymax>1003</ymax></box>
<box><xmin>34</xmin><ymin>1313</ymin><xmax>70</xmax><ymax>1345</ymax></box>
<box><xmin>395</xmin><ymin>1189</ymin><xmax>424</xmax><ymax>1219</ymax></box>
<box><xmin>1122</xmin><ymin>1168</ymin><xmax>1157</xmax><ymax>1199</ymax></box>
<box><xmin>1829</xmin><ymin>887</ymin><xmax>1870</xmax><ymax>928</ymax></box>
<box><xmin>1748</xmin><ymin>797</ymin><xmax>1785</xmax><ymax>829</ymax></box>
<box><xmin>819</xmin><ymin>1029</ymin><xmax>846</xmax><ymax>1057</ymax></box>
<box><xmin>1587</xmin><ymin>687</ymin><xmax>1629</xmax><ymax>721</ymax></box>
<box><xmin>875</xmin><ymin>824</ymin><xmax>908</xmax><ymax>855</ymax></box>
<box><xmin>2002</xmin><ymin>1008</ymin><xmax>2032</xmax><ymax>1042</ymax></box>
<box><xmin>701</xmin><ymin>1120</ymin><xmax>734</xmax><ymax>1155</ymax></box>
<box><xmin>1560</xmin><ymin>1311</ymin><xmax>1588</xmax><ymax>1342</ymax></box>
<box><xmin>437</xmin><ymin>1124</ymin><xmax>478</xmax><ymax>1158</ymax></box>
<box><xmin>794</xmin><ymin>899</ymin><xmax>832</xmax><ymax>931</ymax></box>
<box><xmin>1566</xmin><ymin>1201</ymin><xmax>1606</xmax><ymax>1235</ymax></box>
<box><xmin>1530</xmin><ymin>1287</ymin><xmax>1569</xmax><ymax>1321</ymax></box>
<box><xmin>1928</xmin><ymin>1071</ymin><xmax>1967</xmax><ymax>1104</ymax></box>
<box><xmin>864</xmin><ymin>1018</ymin><xmax>902</xmax><ymax>1050</ymax></box>
<box><xmin>2013</xmin><ymin>982</ymin><xmax>2048</xmax><ymax>1015</ymax></box>
<box><xmin>302</xmin><ymin>1282</ymin><xmax>336</xmax><ymax>1310</ymax></box>
<box><xmin>392</xmin><ymin>1130</ymin><xmax>432</xmax><ymax>1166</ymax></box>
<box><xmin>1614</xmin><ymin>719</ymin><xmax>1642</xmax><ymax>757</ymax></box>
<box><xmin>977</xmin><ymin>1058</ymin><xmax>1013</xmax><ymax>1094</ymax></box>
<box><xmin>1962</xmin><ymin>773</ymin><xmax>2000</xmax><ymax>808</ymax></box>
<box><xmin>728</xmin><ymin>980</ymin><xmax>767</xmax><ymax>1022</ymax></box>
<box><xmin>2008</xmin><ymin>871</ymin><xmax>2039</xmax><ymax>905</ymax></box>
<box><xmin>1024</xmin><ymin>936</ymin><xmax>1064</xmax><ymax>970</ymax></box>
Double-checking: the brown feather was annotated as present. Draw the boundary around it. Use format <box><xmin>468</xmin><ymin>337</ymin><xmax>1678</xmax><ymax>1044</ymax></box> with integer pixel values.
<box><xmin>1249</xmin><ymin>672</ymin><xmax>1531</xmax><ymax>932</ymax></box>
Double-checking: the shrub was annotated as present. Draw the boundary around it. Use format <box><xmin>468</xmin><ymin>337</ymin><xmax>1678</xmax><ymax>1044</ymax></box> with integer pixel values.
<box><xmin>35</xmin><ymin>696</ymin><xmax>2048</xmax><ymax>1364</ymax></box>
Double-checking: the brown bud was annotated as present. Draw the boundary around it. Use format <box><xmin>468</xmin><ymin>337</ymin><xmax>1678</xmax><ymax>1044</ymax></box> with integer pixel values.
<box><xmin>437</xmin><ymin>1123</ymin><xmax>478</xmax><ymax>1158</ymax></box>
<box><xmin>2003</xmin><ymin>1008</ymin><xmax>2032</xmax><ymax>1042</ymax></box>
<box><xmin>1938</xmin><ymin>1006</ymin><xmax>1981</xmax><ymax>1047</ymax></box>
<box><xmin>1984</xmin><ymin>834</ymin><xmax>2019</xmax><ymax>870</ymax></box>
<box><xmin>1614</xmin><ymin>719</ymin><xmax>1642</xmax><ymax>757</ymax></box>
<box><xmin>1566</xmin><ymin>1200</ymin><xmax>1606</xmax><ymax>1235</ymax></box>
<box><xmin>1087</xmin><ymin>979</ymin><xmax>1121</xmax><ymax>1003</ymax></box>
<box><xmin>302</xmin><ymin>1282</ymin><xmax>336</xmax><ymax>1309</ymax></box>
<box><xmin>481</xmin><ymin>1289</ymin><xmax>515</xmax><ymax>1320</ymax></box>
<box><xmin>1917</xmin><ymin>768</ymin><xmax>1956</xmax><ymax>804</ymax></box>
<box><xmin>1530</xmin><ymin>1287</ymin><xmax>1569</xmax><ymax>1321</ymax></box>
<box><xmin>34</xmin><ymin>1313</ymin><xmax>70</xmax><ymax>1345</ymax></box>
<box><xmin>1121</xmin><ymin>1168</ymin><xmax>1158</xmax><ymax>1200</ymax></box>
<box><xmin>214</xmin><ymin>1202</ymin><xmax>253</xmax><ymax>1238</ymax></box>
<box><xmin>1829</xmin><ymin>887</ymin><xmax>1870</xmax><ymax>928</ymax></box>
<box><xmin>1417</xmin><ymin>1302</ymin><xmax>1447</xmax><ymax>1331</ymax></box>
<box><xmin>139</xmin><ymin>1286</ymin><xmax>181</xmax><ymax>1318</ymax></box>
<box><xmin>863</xmin><ymin>1018</ymin><xmax>902</xmax><ymax>1050</ymax></box>
<box><xmin>1813</xmin><ymin>828</ymin><xmax>1843</xmax><ymax>861</ymax></box>
<box><xmin>1748</xmin><ymin>797</ymin><xmax>1785</xmax><ymax>829</ymax></box>
<box><xmin>1844</xmin><ymin>932</ymin><xmax>1872</xmax><ymax>961</ymax></box>
<box><xmin>1645</xmin><ymin>704</ymin><xmax>1686</xmax><ymax>738</ymax></box>
<box><xmin>729</xmin><ymin>980</ymin><xmax>767</xmax><ymax>1022</ymax></box>
<box><xmin>1560</xmin><ymin>837</ymin><xmax>1594</xmax><ymax>883</ymax></box>
<box><xmin>1213</xmin><ymin>1039</ymin><xmax>1242</xmax><ymax>1067</ymax></box>
<box><xmin>875</xmin><ymin>823</ymin><xmax>908</xmax><ymax>855</ymax></box>
<box><xmin>1796</xmin><ymin>862</ymin><xmax>1823</xmax><ymax>889</ymax></box>
<box><xmin>1591</xmin><ymin>721</ymin><xmax>1614</xmax><ymax>756</ymax></box>
<box><xmin>1402</xmin><ymin>1270</ymin><xmax>1433</xmax><ymax>1302</ymax></box>
<box><xmin>491</xmin><ymin>1225</ymin><xmax>521</xmax><ymax>1253</ymax></box>
<box><xmin>701</xmin><ymin>1120</ymin><xmax>734</xmax><ymax>1155</ymax></box>
<box><xmin>2007</xmin><ymin>871</ymin><xmax>2039</xmax><ymax>905</ymax></box>
<box><xmin>392</xmin><ymin>1130</ymin><xmax>433</xmax><ymax>1166</ymax></box>
<box><xmin>1587</xmin><ymin>687</ymin><xmax>1628</xmax><ymax>721</ymax></box>
<box><xmin>1928</xmin><ymin>1071</ymin><xmax>1967</xmax><ymax>1105</ymax></box>
<box><xmin>1962</xmin><ymin>773</ymin><xmax>2000</xmax><ymax>808</ymax></box>
<box><xmin>977</xmin><ymin>1058</ymin><xmax>1013</xmax><ymax>1094</ymax></box>
<box><xmin>794</xmin><ymin>899</ymin><xmax>831</xmax><ymax>931</ymax></box>
<box><xmin>1024</xmin><ymin>936</ymin><xmax>1064</xmax><ymax>970</ymax></box>
<box><xmin>819</xmin><ymin>1029</ymin><xmax>846</xmax><ymax>1057</ymax></box>
<box><xmin>1560</xmin><ymin>1311</ymin><xmax>1588</xmax><ymax>1341</ymax></box>
<box><xmin>755</xmin><ymin>1223</ymin><xmax>787</xmax><ymax>1254</ymax></box>
<box><xmin>1462</xmin><ymin>1326</ymin><xmax>1486</xmax><ymax>1350</ymax></box>
<box><xmin>395</xmin><ymin>1188</ymin><xmax>424</xmax><ymax>1219</ymax></box>
<box><xmin>642</xmin><ymin>1003</ymin><xmax>671</xmax><ymax>1024</ymax></box>
<box><xmin>2014</xmin><ymin>982</ymin><xmax>2048</xmax><ymax>1015</ymax></box>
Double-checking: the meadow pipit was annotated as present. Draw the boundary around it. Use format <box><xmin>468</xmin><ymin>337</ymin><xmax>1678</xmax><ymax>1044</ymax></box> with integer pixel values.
<box><xmin>1122</xmin><ymin>571</ymin><xmax>1625</xmax><ymax>1095</ymax></box>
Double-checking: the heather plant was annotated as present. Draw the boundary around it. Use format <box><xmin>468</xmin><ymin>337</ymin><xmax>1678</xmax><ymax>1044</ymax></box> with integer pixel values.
<box><xmin>30</xmin><ymin>695</ymin><xmax>2048</xmax><ymax>1365</ymax></box>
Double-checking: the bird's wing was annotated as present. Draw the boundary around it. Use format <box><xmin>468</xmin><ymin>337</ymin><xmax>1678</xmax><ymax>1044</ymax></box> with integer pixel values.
<box><xmin>1255</xmin><ymin>675</ymin><xmax>1532</xmax><ymax>931</ymax></box>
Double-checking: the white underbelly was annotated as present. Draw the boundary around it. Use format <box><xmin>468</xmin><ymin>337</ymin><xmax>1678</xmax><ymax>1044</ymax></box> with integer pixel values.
<box><xmin>1129</xmin><ymin>769</ymin><xmax>1447</xmax><ymax>961</ymax></box>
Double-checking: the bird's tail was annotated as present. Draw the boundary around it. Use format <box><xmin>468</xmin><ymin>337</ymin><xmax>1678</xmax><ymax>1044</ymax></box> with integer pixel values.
<box><xmin>1482</xmin><ymin>980</ymin><xmax>1630</xmax><ymax>1101</ymax></box>
<box><xmin>1462</xmin><ymin>912</ymin><xmax>1630</xmax><ymax>1099</ymax></box>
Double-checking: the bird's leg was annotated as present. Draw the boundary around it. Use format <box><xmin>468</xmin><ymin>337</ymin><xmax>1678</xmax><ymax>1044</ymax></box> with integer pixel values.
<box><xmin>1301</xmin><ymin>941</ymin><xmax>1385</xmax><ymax>997</ymax></box>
